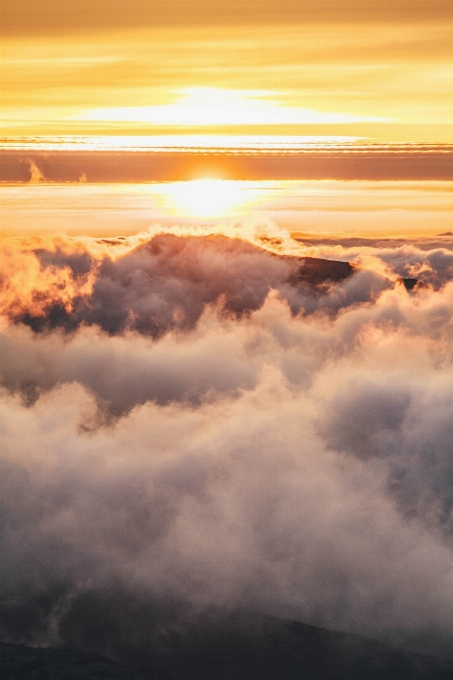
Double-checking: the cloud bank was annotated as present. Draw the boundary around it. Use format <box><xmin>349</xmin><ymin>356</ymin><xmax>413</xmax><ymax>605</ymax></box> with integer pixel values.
<box><xmin>2</xmin><ymin>146</ymin><xmax>453</xmax><ymax>183</ymax></box>
<box><xmin>1</xmin><ymin>229</ymin><xmax>453</xmax><ymax>659</ymax></box>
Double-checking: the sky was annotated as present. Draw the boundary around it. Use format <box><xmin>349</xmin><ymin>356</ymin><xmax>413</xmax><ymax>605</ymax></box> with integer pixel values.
<box><xmin>2</xmin><ymin>0</ymin><xmax>452</xmax><ymax>140</ymax></box>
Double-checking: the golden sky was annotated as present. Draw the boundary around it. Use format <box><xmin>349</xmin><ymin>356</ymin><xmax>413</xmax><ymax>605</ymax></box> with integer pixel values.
<box><xmin>1</xmin><ymin>0</ymin><xmax>452</xmax><ymax>141</ymax></box>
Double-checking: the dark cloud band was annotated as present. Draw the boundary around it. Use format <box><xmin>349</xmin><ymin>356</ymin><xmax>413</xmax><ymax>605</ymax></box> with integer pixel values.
<box><xmin>2</xmin><ymin>147</ymin><xmax>453</xmax><ymax>183</ymax></box>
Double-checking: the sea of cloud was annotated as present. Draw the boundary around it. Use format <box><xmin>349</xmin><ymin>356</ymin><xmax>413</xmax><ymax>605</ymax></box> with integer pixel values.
<box><xmin>1</xmin><ymin>224</ymin><xmax>453</xmax><ymax>658</ymax></box>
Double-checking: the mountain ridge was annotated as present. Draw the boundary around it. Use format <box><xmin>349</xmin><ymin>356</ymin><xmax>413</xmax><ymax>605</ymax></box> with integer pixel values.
<box><xmin>2</xmin><ymin>615</ymin><xmax>453</xmax><ymax>680</ymax></box>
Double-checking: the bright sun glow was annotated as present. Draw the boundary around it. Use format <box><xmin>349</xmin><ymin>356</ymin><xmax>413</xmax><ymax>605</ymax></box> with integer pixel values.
<box><xmin>75</xmin><ymin>88</ymin><xmax>393</xmax><ymax>126</ymax></box>
<box><xmin>155</xmin><ymin>179</ymin><xmax>262</xmax><ymax>218</ymax></box>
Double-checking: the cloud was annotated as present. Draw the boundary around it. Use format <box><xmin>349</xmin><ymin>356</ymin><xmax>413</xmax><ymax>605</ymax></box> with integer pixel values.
<box><xmin>3</xmin><ymin>147</ymin><xmax>452</xmax><ymax>183</ymax></box>
<box><xmin>297</xmin><ymin>239</ymin><xmax>453</xmax><ymax>288</ymax></box>
<box><xmin>27</xmin><ymin>160</ymin><xmax>47</xmax><ymax>184</ymax></box>
<box><xmin>1</xmin><ymin>233</ymin><xmax>392</xmax><ymax>338</ymax></box>
<box><xmin>76</xmin><ymin>89</ymin><xmax>393</xmax><ymax>126</ymax></box>
<box><xmin>1</xmin><ymin>230</ymin><xmax>453</xmax><ymax>658</ymax></box>
<box><xmin>2</xmin><ymin>0</ymin><xmax>452</xmax><ymax>37</ymax></box>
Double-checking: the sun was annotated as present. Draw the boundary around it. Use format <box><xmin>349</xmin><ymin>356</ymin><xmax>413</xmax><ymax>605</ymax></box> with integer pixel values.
<box><xmin>155</xmin><ymin>179</ymin><xmax>260</xmax><ymax>219</ymax></box>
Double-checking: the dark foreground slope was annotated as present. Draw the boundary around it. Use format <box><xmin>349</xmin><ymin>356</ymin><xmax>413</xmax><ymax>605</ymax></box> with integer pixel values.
<box><xmin>2</xmin><ymin>617</ymin><xmax>453</xmax><ymax>680</ymax></box>
<box><xmin>0</xmin><ymin>642</ymin><xmax>170</xmax><ymax>680</ymax></box>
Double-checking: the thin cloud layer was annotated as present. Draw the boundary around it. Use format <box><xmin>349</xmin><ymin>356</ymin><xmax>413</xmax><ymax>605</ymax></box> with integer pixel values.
<box><xmin>3</xmin><ymin>0</ymin><xmax>452</xmax><ymax>36</ymax></box>
<box><xmin>1</xmin><ymin>230</ymin><xmax>453</xmax><ymax>659</ymax></box>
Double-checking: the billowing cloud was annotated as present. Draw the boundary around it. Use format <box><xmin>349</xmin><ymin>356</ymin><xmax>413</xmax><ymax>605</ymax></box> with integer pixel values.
<box><xmin>1</xmin><ymin>232</ymin><xmax>391</xmax><ymax>338</ymax></box>
<box><xmin>1</xmin><ymin>229</ymin><xmax>453</xmax><ymax>660</ymax></box>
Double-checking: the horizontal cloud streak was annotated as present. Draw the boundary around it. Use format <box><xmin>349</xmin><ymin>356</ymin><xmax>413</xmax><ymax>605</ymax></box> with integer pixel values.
<box><xmin>3</xmin><ymin>0</ymin><xmax>452</xmax><ymax>37</ymax></box>
<box><xmin>2</xmin><ymin>146</ymin><xmax>453</xmax><ymax>183</ymax></box>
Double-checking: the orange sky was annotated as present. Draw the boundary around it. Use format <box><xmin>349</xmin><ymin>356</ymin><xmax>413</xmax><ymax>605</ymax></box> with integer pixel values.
<box><xmin>1</xmin><ymin>0</ymin><xmax>452</xmax><ymax>141</ymax></box>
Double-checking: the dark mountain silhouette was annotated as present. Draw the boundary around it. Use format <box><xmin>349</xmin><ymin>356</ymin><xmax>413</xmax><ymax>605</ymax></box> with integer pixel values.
<box><xmin>0</xmin><ymin>642</ymin><xmax>170</xmax><ymax>680</ymax></box>
<box><xmin>2</xmin><ymin>615</ymin><xmax>452</xmax><ymax>680</ymax></box>
<box><xmin>398</xmin><ymin>277</ymin><xmax>421</xmax><ymax>291</ymax></box>
<box><xmin>290</xmin><ymin>256</ymin><xmax>356</xmax><ymax>287</ymax></box>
